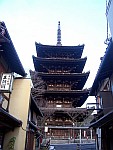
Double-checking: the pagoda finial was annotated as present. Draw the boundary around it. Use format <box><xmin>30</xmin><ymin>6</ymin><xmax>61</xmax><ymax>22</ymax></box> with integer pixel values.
<box><xmin>56</xmin><ymin>21</ymin><xmax>62</xmax><ymax>46</ymax></box>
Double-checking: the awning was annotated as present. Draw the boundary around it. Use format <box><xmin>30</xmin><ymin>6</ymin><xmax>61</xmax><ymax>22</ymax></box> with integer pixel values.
<box><xmin>31</xmin><ymin>95</ymin><xmax>43</xmax><ymax>117</ymax></box>
<box><xmin>0</xmin><ymin>108</ymin><xmax>22</xmax><ymax>132</ymax></box>
<box><xmin>29</xmin><ymin>121</ymin><xmax>42</xmax><ymax>137</ymax></box>
<box><xmin>89</xmin><ymin>110</ymin><xmax>113</xmax><ymax>128</ymax></box>
<box><xmin>29</xmin><ymin>121</ymin><xmax>39</xmax><ymax>131</ymax></box>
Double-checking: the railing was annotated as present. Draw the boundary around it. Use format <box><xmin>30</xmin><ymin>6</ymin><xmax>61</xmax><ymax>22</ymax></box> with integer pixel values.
<box><xmin>40</xmin><ymin>107</ymin><xmax>87</xmax><ymax>112</ymax></box>
<box><xmin>86</xmin><ymin>103</ymin><xmax>103</xmax><ymax>110</ymax></box>
<box><xmin>46</xmin><ymin>137</ymin><xmax>95</xmax><ymax>144</ymax></box>
<box><xmin>47</xmin><ymin>87</ymin><xmax>71</xmax><ymax>91</ymax></box>
<box><xmin>47</xmin><ymin>103</ymin><xmax>72</xmax><ymax>108</ymax></box>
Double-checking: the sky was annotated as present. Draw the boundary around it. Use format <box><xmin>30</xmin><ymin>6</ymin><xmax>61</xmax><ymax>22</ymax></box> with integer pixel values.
<box><xmin>0</xmin><ymin>0</ymin><xmax>109</xmax><ymax>106</ymax></box>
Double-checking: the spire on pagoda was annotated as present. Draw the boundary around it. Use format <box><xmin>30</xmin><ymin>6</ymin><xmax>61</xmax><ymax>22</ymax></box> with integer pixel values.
<box><xmin>56</xmin><ymin>21</ymin><xmax>62</xmax><ymax>46</ymax></box>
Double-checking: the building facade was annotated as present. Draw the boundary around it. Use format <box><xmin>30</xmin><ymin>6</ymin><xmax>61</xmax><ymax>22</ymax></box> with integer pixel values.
<box><xmin>30</xmin><ymin>22</ymin><xmax>95</xmax><ymax>144</ymax></box>
<box><xmin>106</xmin><ymin>0</ymin><xmax>113</xmax><ymax>40</ymax></box>
<box><xmin>0</xmin><ymin>21</ymin><xmax>42</xmax><ymax>150</ymax></box>
<box><xmin>90</xmin><ymin>39</ymin><xmax>113</xmax><ymax>150</ymax></box>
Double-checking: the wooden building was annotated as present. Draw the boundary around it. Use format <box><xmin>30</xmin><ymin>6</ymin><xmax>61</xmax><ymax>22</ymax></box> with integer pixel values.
<box><xmin>0</xmin><ymin>21</ymin><xmax>42</xmax><ymax>150</ymax></box>
<box><xmin>90</xmin><ymin>39</ymin><xmax>113</xmax><ymax>150</ymax></box>
<box><xmin>30</xmin><ymin>22</ymin><xmax>95</xmax><ymax>144</ymax></box>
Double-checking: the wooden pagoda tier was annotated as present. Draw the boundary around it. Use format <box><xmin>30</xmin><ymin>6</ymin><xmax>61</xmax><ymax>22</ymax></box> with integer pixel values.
<box><xmin>32</xmin><ymin>56</ymin><xmax>87</xmax><ymax>73</ymax></box>
<box><xmin>44</xmin><ymin>90</ymin><xmax>89</xmax><ymax>108</ymax></box>
<box><xmin>37</xmin><ymin>72</ymin><xmax>90</xmax><ymax>90</ymax></box>
<box><xmin>35</xmin><ymin>42</ymin><xmax>84</xmax><ymax>59</ymax></box>
<box><xmin>31</xmin><ymin>87</ymin><xmax>89</xmax><ymax>108</ymax></box>
<box><xmin>40</xmin><ymin>107</ymin><xmax>93</xmax><ymax>127</ymax></box>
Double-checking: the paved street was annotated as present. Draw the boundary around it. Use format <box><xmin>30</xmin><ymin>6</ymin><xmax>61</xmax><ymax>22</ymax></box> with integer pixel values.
<box><xmin>50</xmin><ymin>143</ymin><xmax>96</xmax><ymax>150</ymax></box>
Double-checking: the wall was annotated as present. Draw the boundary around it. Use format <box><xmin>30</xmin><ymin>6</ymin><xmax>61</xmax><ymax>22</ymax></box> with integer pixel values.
<box><xmin>3</xmin><ymin>78</ymin><xmax>31</xmax><ymax>150</ymax></box>
<box><xmin>107</xmin><ymin>0</ymin><xmax>113</xmax><ymax>40</ymax></box>
<box><xmin>100</xmin><ymin>91</ymin><xmax>113</xmax><ymax>114</ymax></box>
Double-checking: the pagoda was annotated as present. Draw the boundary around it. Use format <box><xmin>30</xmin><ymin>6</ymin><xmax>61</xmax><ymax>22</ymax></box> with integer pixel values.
<box><xmin>31</xmin><ymin>22</ymin><xmax>94</xmax><ymax>143</ymax></box>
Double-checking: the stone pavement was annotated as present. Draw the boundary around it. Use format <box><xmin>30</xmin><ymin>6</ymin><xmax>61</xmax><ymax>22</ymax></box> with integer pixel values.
<box><xmin>50</xmin><ymin>143</ymin><xmax>96</xmax><ymax>150</ymax></box>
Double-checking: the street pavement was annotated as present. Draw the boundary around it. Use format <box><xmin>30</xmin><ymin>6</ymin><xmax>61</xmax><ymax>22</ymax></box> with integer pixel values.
<box><xmin>49</xmin><ymin>143</ymin><xmax>96</xmax><ymax>150</ymax></box>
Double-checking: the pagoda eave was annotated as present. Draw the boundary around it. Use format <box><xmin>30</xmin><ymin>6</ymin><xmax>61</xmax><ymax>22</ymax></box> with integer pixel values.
<box><xmin>38</xmin><ymin>72</ymin><xmax>90</xmax><ymax>77</ymax></box>
<box><xmin>35</xmin><ymin>42</ymin><xmax>84</xmax><ymax>50</ymax></box>
<box><xmin>44</xmin><ymin>90</ymin><xmax>89</xmax><ymax>94</ymax></box>
<box><xmin>33</xmin><ymin>55</ymin><xmax>87</xmax><ymax>63</ymax></box>
<box><xmin>35</xmin><ymin>42</ymin><xmax>84</xmax><ymax>58</ymax></box>
<box><xmin>40</xmin><ymin>107</ymin><xmax>87</xmax><ymax>112</ymax></box>
<box><xmin>39</xmin><ymin>72</ymin><xmax>89</xmax><ymax>89</ymax></box>
<box><xmin>40</xmin><ymin>107</ymin><xmax>93</xmax><ymax>122</ymax></box>
<box><xmin>44</xmin><ymin>90</ymin><xmax>89</xmax><ymax>107</ymax></box>
<box><xmin>33</xmin><ymin>55</ymin><xmax>87</xmax><ymax>73</ymax></box>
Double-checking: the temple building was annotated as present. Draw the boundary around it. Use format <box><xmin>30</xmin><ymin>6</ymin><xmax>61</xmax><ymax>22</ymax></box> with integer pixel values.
<box><xmin>30</xmin><ymin>22</ymin><xmax>95</xmax><ymax>144</ymax></box>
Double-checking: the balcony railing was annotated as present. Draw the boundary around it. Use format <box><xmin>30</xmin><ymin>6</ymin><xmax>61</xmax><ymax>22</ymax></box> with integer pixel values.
<box><xmin>86</xmin><ymin>103</ymin><xmax>103</xmax><ymax>110</ymax></box>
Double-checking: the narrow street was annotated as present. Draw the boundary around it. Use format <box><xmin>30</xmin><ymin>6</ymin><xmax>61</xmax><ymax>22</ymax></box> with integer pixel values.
<box><xmin>50</xmin><ymin>143</ymin><xmax>96</xmax><ymax>150</ymax></box>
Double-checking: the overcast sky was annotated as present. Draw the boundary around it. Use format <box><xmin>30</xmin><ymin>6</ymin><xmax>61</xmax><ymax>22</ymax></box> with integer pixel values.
<box><xmin>0</xmin><ymin>0</ymin><xmax>109</xmax><ymax>106</ymax></box>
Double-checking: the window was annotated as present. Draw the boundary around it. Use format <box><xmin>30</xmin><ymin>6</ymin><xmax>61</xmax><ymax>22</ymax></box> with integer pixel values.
<box><xmin>56</xmin><ymin>104</ymin><xmax>62</xmax><ymax>108</ymax></box>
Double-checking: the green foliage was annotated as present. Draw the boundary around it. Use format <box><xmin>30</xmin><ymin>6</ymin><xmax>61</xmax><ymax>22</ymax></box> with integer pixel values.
<box><xmin>7</xmin><ymin>137</ymin><xmax>16</xmax><ymax>150</ymax></box>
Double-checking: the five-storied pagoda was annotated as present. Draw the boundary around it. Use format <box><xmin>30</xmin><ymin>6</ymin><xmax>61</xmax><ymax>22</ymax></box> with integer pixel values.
<box><xmin>30</xmin><ymin>22</ymin><xmax>94</xmax><ymax>143</ymax></box>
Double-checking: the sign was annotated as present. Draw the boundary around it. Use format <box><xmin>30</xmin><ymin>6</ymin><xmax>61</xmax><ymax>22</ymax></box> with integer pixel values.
<box><xmin>0</xmin><ymin>73</ymin><xmax>14</xmax><ymax>93</ymax></box>
<box><xmin>45</xmin><ymin>126</ymin><xmax>48</xmax><ymax>132</ymax></box>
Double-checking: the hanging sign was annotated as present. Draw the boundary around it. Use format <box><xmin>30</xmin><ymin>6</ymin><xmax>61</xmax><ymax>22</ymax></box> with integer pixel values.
<box><xmin>0</xmin><ymin>73</ymin><xmax>14</xmax><ymax>93</ymax></box>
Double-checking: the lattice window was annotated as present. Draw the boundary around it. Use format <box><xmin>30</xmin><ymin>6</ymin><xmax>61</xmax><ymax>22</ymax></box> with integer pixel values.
<box><xmin>48</xmin><ymin>84</ymin><xmax>54</xmax><ymax>87</ymax></box>
<box><xmin>56</xmin><ymin>84</ymin><xmax>62</xmax><ymax>87</ymax></box>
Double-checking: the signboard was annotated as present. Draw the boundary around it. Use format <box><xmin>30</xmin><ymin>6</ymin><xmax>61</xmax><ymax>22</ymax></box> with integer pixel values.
<box><xmin>45</xmin><ymin>126</ymin><xmax>48</xmax><ymax>132</ymax></box>
<box><xmin>0</xmin><ymin>73</ymin><xmax>14</xmax><ymax>93</ymax></box>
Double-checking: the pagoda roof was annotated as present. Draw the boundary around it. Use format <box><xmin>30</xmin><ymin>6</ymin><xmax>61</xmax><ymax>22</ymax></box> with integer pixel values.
<box><xmin>0</xmin><ymin>22</ymin><xmax>26</xmax><ymax>76</ymax></box>
<box><xmin>38</xmin><ymin>71</ymin><xmax>89</xmax><ymax>77</ymax></box>
<box><xmin>40</xmin><ymin>107</ymin><xmax>91</xmax><ymax>113</ymax></box>
<box><xmin>40</xmin><ymin>107</ymin><xmax>93</xmax><ymax>123</ymax></box>
<box><xmin>90</xmin><ymin>39</ymin><xmax>113</xmax><ymax>96</ymax></box>
<box><xmin>38</xmin><ymin>72</ymin><xmax>90</xmax><ymax>90</ymax></box>
<box><xmin>31</xmin><ymin>94</ymin><xmax>43</xmax><ymax>117</ymax></box>
<box><xmin>33</xmin><ymin>55</ymin><xmax>87</xmax><ymax>73</ymax></box>
<box><xmin>44</xmin><ymin>90</ymin><xmax>89</xmax><ymax>107</ymax></box>
<box><xmin>0</xmin><ymin>108</ymin><xmax>22</xmax><ymax>132</ymax></box>
<box><xmin>35</xmin><ymin>42</ymin><xmax>84</xmax><ymax>59</ymax></box>
<box><xmin>90</xmin><ymin>109</ymin><xmax>113</xmax><ymax>128</ymax></box>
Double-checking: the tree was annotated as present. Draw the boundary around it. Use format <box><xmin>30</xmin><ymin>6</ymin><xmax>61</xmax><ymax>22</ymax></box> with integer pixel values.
<box><xmin>29</xmin><ymin>70</ymin><xmax>46</xmax><ymax>107</ymax></box>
